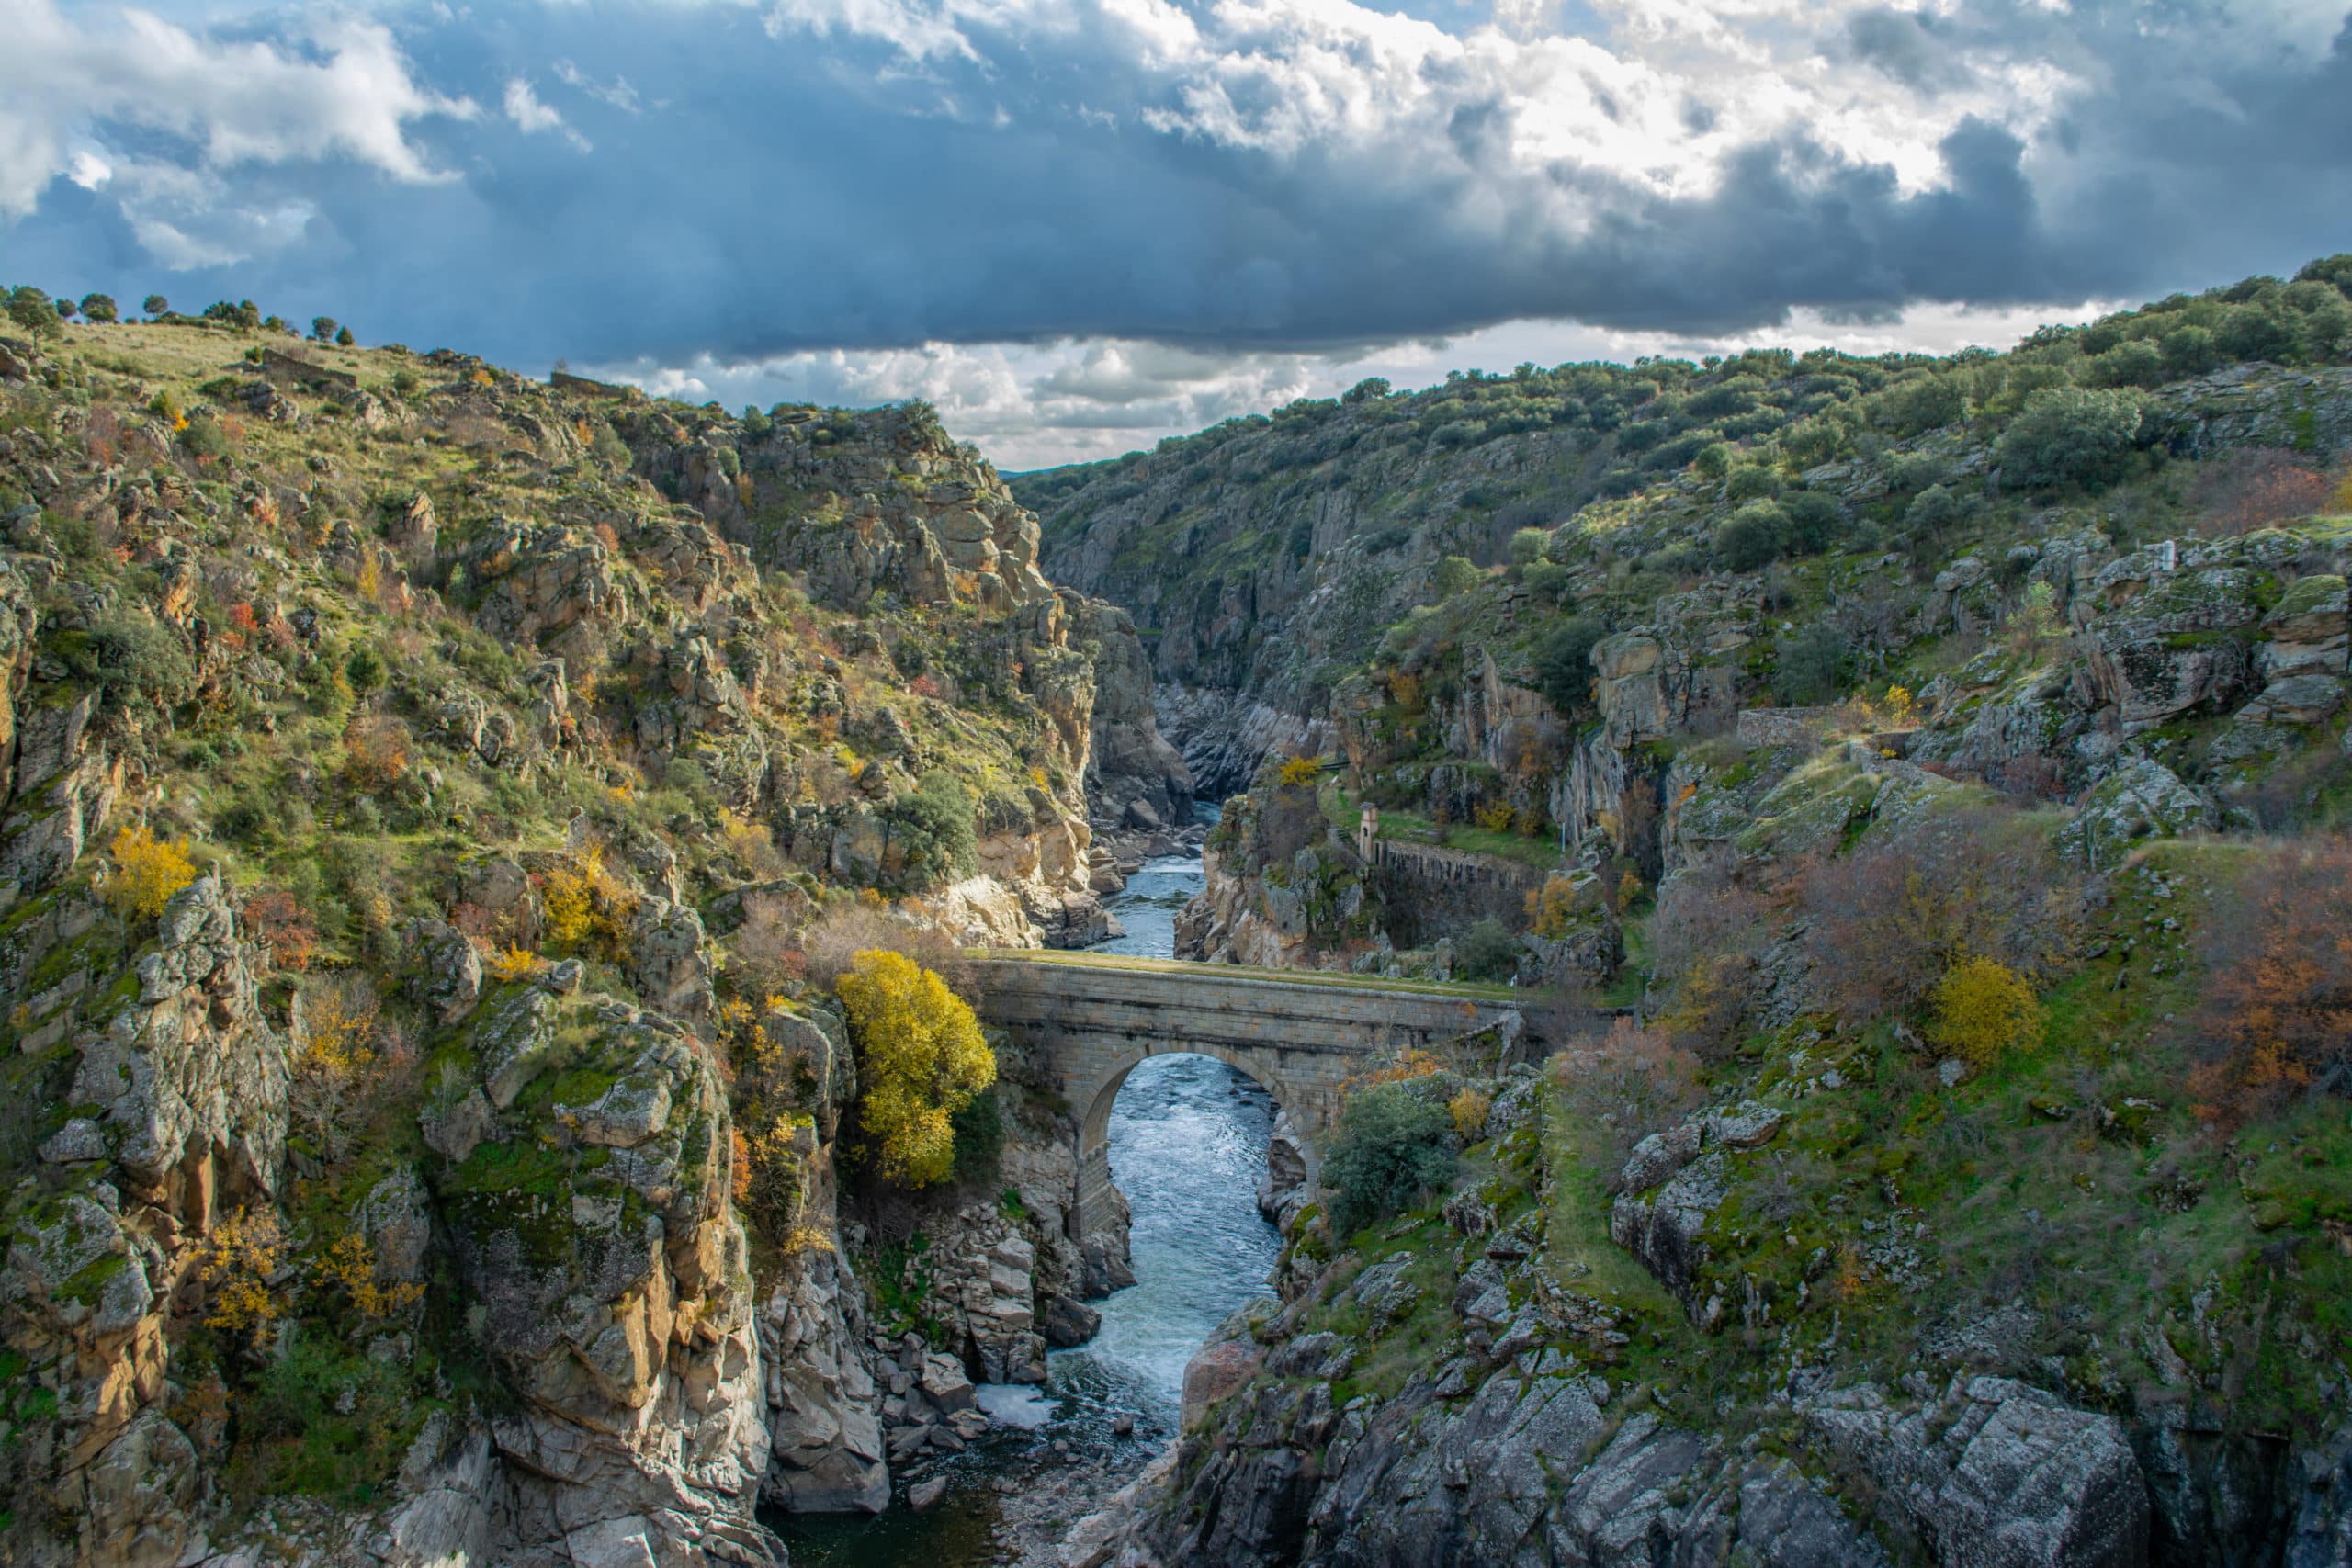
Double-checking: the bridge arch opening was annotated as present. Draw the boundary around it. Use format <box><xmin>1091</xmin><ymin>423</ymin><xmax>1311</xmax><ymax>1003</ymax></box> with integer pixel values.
<box><xmin>1073</xmin><ymin>1044</ymin><xmax>1317</xmax><ymax>1282</ymax></box>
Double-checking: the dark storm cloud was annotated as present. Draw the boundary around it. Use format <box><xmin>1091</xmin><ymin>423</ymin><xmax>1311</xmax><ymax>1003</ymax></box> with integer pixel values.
<box><xmin>5</xmin><ymin>0</ymin><xmax>2347</xmax><ymax>376</ymax></box>
<box><xmin>1845</xmin><ymin>8</ymin><xmax>1973</xmax><ymax>94</ymax></box>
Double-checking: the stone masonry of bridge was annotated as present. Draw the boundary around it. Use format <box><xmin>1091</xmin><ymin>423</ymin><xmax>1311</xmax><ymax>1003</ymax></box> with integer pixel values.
<box><xmin>968</xmin><ymin>956</ymin><xmax>1536</xmax><ymax>1259</ymax></box>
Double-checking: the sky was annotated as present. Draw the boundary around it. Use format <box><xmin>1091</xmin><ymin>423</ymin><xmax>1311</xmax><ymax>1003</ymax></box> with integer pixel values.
<box><xmin>3</xmin><ymin>0</ymin><xmax>2347</xmax><ymax>469</ymax></box>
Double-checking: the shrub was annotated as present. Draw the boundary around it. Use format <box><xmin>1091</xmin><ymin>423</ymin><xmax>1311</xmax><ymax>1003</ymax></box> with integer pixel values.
<box><xmin>1507</xmin><ymin>527</ymin><xmax>1550</xmax><ymax>566</ymax></box>
<box><xmin>1783</xmin><ymin>491</ymin><xmax>1842</xmax><ymax>552</ymax></box>
<box><xmin>1430</xmin><ymin>556</ymin><xmax>1481</xmax><ymax>597</ymax></box>
<box><xmin>1448</xmin><ymin>1087</ymin><xmax>1492</xmax><ymax>1141</ymax></box>
<box><xmin>486</xmin><ymin>943</ymin><xmax>542</xmax><ymax>982</ymax></box>
<box><xmin>312</xmin><ymin>1233</ymin><xmax>423</xmax><ymax>1321</ymax></box>
<box><xmin>243</xmin><ymin>889</ymin><xmax>317</xmax><ymax>971</ymax></box>
<box><xmin>1993</xmin><ymin>386</ymin><xmax>2149</xmax><ymax>491</ymax></box>
<box><xmin>1521</xmin><ymin>560</ymin><xmax>1571</xmax><ymax>602</ymax></box>
<box><xmin>798</xmin><ymin>894</ymin><xmax>971</xmax><ymax>996</ymax></box>
<box><xmin>1904</xmin><ymin>482</ymin><xmax>1962</xmax><ymax>542</ymax></box>
<box><xmin>344</xmin><ymin>643</ymin><xmax>389</xmax><ymax>696</ymax></box>
<box><xmin>1453</xmin><ymin>916</ymin><xmax>1520</xmax><ymax>982</ymax></box>
<box><xmin>180</xmin><ymin>415</ymin><xmax>232</xmax><ymax>462</ymax></box>
<box><xmin>541</xmin><ymin>846</ymin><xmax>638</xmax><ymax>959</ymax></box>
<box><xmin>339</xmin><ymin>713</ymin><xmax>409</xmax><ymax>791</ymax></box>
<box><xmin>882</xmin><ymin>771</ymin><xmax>978</xmax><ymax>891</ymax></box>
<box><xmin>199</xmin><ymin>1211</ymin><xmax>283</xmax><ymax>1354</ymax></box>
<box><xmin>142</xmin><ymin>293</ymin><xmax>169</xmax><ymax>318</ymax></box>
<box><xmin>1552</xmin><ymin>1017</ymin><xmax>1705</xmax><ymax>1171</ymax></box>
<box><xmin>78</xmin><ymin>293</ymin><xmax>118</xmax><ymax>323</ymax></box>
<box><xmin>1774</xmin><ymin>621</ymin><xmax>1846</xmax><ymax>705</ymax></box>
<box><xmin>335</xmin><ymin>325</ymin><xmax>355</xmax><ymax>346</ymax></box>
<box><xmin>2188</xmin><ymin>836</ymin><xmax>2352</xmax><ymax>1123</ymax></box>
<box><xmin>1715</xmin><ymin>501</ymin><xmax>1790</xmax><ymax>570</ymax></box>
<box><xmin>2161</xmin><ymin>325</ymin><xmax>2220</xmax><ymax>378</ymax></box>
<box><xmin>838</xmin><ymin>950</ymin><xmax>996</xmax><ymax>1188</ymax></box>
<box><xmin>1800</xmin><ymin>807</ymin><xmax>2078</xmax><ymax>1019</ymax></box>
<box><xmin>2085</xmin><ymin>338</ymin><xmax>2165</xmax><ymax>390</ymax></box>
<box><xmin>591</xmin><ymin>423</ymin><xmax>633</xmax><ymax>468</ymax></box>
<box><xmin>311</xmin><ymin>316</ymin><xmax>338</xmax><ymax>342</ymax></box>
<box><xmin>1532</xmin><ymin>615</ymin><xmax>1605</xmax><ymax>716</ymax></box>
<box><xmin>1725</xmin><ymin>464</ymin><xmax>1784</xmax><ymax>503</ymax></box>
<box><xmin>106</xmin><ymin>824</ymin><xmax>198</xmax><ymax>919</ymax></box>
<box><xmin>1323</xmin><ymin>1080</ymin><xmax>1455</xmax><ymax>1232</ymax></box>
<box><xmin>738</xmin><ymin>1113</ymin><xmax>812</xmax><ymax>1235</ymax></box>
<box><xmin>1928</xmin><ymin>956</ymin><xmax>2043</xmax><ymax>1069</ymax></box>
<box><xmin>2190</xmin><ymin>447</ymin><xmax>2337</xmax><ymax>536</ymax></box>
<box><xmin>1276</xmin><ymin>754</ymin><xmax>1323</xmax><ymax>788</ymax></box>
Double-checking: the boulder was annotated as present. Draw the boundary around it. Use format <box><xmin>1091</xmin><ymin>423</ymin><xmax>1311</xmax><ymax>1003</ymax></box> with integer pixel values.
<box><xmin>404</xmin><ymin>917</ymin><xmax>483</xmax><ymax>1024</ymax></box>
<box><xmin>1805</xmin><ymin>1376</ymin><xmax>2149</xmax><ymax>1568</ymax></box>
<box><xmin>2056</xmin><ymin>758</ymin><xmax>2215</xmax><ymax>868</ymax></box>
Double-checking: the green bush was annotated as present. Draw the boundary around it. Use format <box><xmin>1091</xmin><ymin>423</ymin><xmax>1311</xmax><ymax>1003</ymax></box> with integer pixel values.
<box><xmin>1323</xmin><ymin>1080</ymin><xmax>1457</xmax><ymax>1233</ymax></box>
<box><xmin>180</xmin><ymin>416</ymin><xmax>232</xmax><ymax>462</ymax></box>
<box><xmin>1775</xmin><ymin>621</ymin><xmax>1846</xmax><ymax>705</ymax></box>
<box><xmin>1993</xmin><ymin>387</ymin><xmax>2149</xmax><ymax>491</ymax></box>
<box><xmin>1430</xmin><ymin>556</ymin><xmax>1480</xmax><ymax>597</ymax></box>
<box><xmin>345</xmin><ymin>644</ymin><xmax>389</xmax><ymax>695</ymax></box>
<box><xmin>1904</xmin><ymin>483</ymin><xmax>1963</xmax><ymax>541</ymax></box>
<box><xmin>69</xmin><ymin>612</ymin><xmax>194</xmax><ymax>710</ymax></box>
<box><xmin>950</xmin><ymin>1086</ymin><xmax>1004</xmax><ymax>1185</ymax></box>
<box><xmin>883</xmin><ymin>771</ymin><xmax>978</xmax><ymax>891</ymax></box>
<box><xmin>2161</xmin><ymin>326</ymin><xmax>2220</xmax><ymax>378</ymax></box>
<box><xmin>1783</xmin><ymin>491</ymin><xmax>1842</xmax><ymax>553</ymax></box>
<box><xmin>1532</xmin><ymin>615</ymin><xmax>1605</xmax><ymax>716</ymax></box>
<box><xmin>1453</xmin><ymin>916</ymin><xmax>1521</xmax><ymax>982</ymax></box>
<box><xmin>78</xmin><ymin>293</ymin><xmax>118</xmax><ymax>324</ymax></box>
<box><xmin>1724</xmin><ymin>464</ymin><xmax>1784</xmax><ymax>502</ymax></box>
<box><xmin>1716</xmin><ymin>500</ymin><xmax>1792</xmax><ymax>570</ymax></box>
<box><xmin>2086</xmin><ymin>339</ymin><xmax>2165</xmax><ymax>389</ymax></box>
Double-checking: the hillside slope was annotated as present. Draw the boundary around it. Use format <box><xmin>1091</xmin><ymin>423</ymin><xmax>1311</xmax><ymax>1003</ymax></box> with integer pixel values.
<box><xmin>0</xmin><ymin>312</ymin><xmax>1186</xmax><ymax>1564</ymax></box>
<box><xmin>1035</xmin><ymin>263</ymin><xmax>2352</xmax><ymax>1567</ymax></box>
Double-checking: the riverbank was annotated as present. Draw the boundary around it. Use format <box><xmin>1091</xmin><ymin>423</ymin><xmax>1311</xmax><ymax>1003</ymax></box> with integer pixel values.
<box><xmin>774</xmin><ymin>811</ymin><xmax>1282</xmax><ymax>1567</ymax></box>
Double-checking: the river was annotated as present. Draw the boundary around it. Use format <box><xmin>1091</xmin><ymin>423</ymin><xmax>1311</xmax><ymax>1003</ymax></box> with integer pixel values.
<box><xmin>778</xmin><ymin>812</ymin><xmax>1282</xmax><ymax>1564</ymax></box>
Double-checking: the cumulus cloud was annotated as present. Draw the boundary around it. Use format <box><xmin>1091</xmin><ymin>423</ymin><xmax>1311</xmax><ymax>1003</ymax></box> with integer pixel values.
<box><xmin>594</xmin><ymin>295</ymin><xmax>2113</xmax><ymax>469</ymax></box>
<box><xmin>1</xmin><ymin>0</ymin><xmax>2345</xmax><ymax>457</ymax></box>
<box><xmin>0</xmin><ymin>0</ymin><xmax>474</xmax><ymax>219</ymax></box>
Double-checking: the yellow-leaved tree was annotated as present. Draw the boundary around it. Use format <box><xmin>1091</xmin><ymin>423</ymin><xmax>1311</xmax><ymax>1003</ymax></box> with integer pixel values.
<box><xmin>106</xmin><ymin>824</ymin><xmax>198</xmax><ymax>919</ymax></box>
<box><xmin>1928</xmin><ymin>955</ymin><xmax>2043</xmax><ymax>1070</ymax></box>
<box><xmin>836</xmin><ymin>949</ymin><xmax>995</xmax><ymax>1188</ymax></box>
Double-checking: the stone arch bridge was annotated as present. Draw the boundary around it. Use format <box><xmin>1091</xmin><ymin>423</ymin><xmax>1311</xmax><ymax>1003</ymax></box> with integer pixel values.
<box><xmin>967</xmin><ymin>953</ymin><xmax>1563</xmax><ymax>1253</ymax></box>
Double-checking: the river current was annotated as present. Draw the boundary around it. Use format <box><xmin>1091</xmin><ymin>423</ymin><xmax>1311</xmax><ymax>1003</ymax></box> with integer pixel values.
<box><xmin>778</xmin><ymin>813</ymin><xmax>1281</xmax><ymax>1563</ymax></box>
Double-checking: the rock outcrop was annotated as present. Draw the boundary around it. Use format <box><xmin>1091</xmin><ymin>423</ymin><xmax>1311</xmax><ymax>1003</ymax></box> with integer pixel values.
<box><xmin>430</xmin><ymin>974</ymin><xmax>783</xmax><ymax>1564</ymax></box>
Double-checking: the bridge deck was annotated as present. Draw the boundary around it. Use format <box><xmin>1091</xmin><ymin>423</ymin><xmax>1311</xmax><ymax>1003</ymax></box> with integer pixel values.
<box><xmin>961</xmin><ymin>947</ymin><xmax>1521</xmax><ymax>1003</ymax></box>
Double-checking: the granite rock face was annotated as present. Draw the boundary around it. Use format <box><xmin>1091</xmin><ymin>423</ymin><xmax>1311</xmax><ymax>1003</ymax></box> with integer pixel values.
<box><xmin>1804</xmin><ymin>1377</ymin><xmax>2151</xmax><ymax>1568</ymax></box>
<box><xmin>430</xmin><ymin>976</ymin><xmax>783</xmax><ymax>1565</ymax></box>
<box><xmin>1</xmin><ymin>873</ymin><xmax>289</xmax><ymax>1568</ymax></box>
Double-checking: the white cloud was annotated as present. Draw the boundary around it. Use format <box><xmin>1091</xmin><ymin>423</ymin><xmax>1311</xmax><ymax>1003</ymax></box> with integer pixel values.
<box><xmin>553</xmin><ymin>60</ymin><xmax>645</xmax><ymax>114</ymax></box>
<box><xmin>0</xmin><ymin>0</ymin><xmax>474</xmax><ymax>217</ymax></box>
<box><xmin>589</xmin><ymin>293</ymin><xmax>2110</xmax><ymax>470</ymax></box>
<box><xmin>505</xmin><ymin>76</ymin><xmax>593</xmax><ymax>149</ymax></box>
